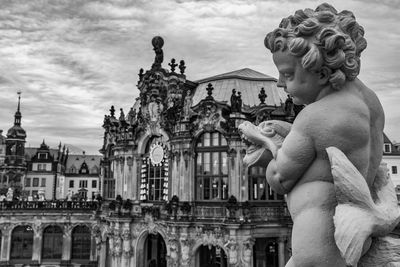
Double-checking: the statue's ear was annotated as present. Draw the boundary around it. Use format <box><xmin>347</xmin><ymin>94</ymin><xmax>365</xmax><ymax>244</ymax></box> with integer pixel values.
<box><xmin>318</xmin><ymin>66</ymin><xmax>331</xmax><ymax>86</ymax></box>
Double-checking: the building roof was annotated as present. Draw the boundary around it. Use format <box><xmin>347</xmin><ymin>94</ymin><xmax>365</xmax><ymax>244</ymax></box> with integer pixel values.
<box><xmin>383</xmin><ymin>133</ymin><xmax>400</xmax><ymax>155</ymax></box>
<box><xmin>65</xmin><ymin>153</ymin><xmax>102</xmax><ymax>174</ymax></box>
<box><xmin>25</xmin><ymin>147</ymin><xmax>59</xmax><ymax>161</ymax></box>
<box><xmin>192</xmin><ymin>68</ymin><xmax>287</xmax><ymax>107</ymax></box>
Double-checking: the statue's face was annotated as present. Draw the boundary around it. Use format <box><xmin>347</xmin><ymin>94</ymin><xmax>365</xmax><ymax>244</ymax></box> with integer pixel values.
<box><xmin>272</xmin><ymin>50</ymin><xmax>322</xmax><ymax>105</ymax></box>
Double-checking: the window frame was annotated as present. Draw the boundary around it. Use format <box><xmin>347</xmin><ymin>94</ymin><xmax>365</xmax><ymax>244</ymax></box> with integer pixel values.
<box><xmin>248</xmin><ymin>166</ymin><xmax>284</xmax><ymax>202</ymax></box>
<box><xmin>195</xmin><ymin>132</ymin><xmax>229</xmax><ymax>201</ymax></box>
<box><xmin>392</xmin><ymin>166</ymin><xmax>398</xmax><ymax>175</ymax></box>
<box><xmin>71</xmin><ymin>225</ymin><xmax>91</xmax><ymax>260</ymax></box>
<box><xmin>42</xmin><ymin>226</ymin><xmax>63</xmax><ymax>260</ymax></box>
<box><xmin>10</xmin><ymin>225</ymin><xmax>34</xmax><ymax>260</ymax></box>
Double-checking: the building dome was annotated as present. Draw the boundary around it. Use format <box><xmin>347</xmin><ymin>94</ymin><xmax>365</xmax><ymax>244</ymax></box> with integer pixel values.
<box><xmin>7</xmin><ymin>124</ymin><xmax>26</xmax><ymax>139</ymax></box>
<box><xmin>193</xmin><ymin>68</ymin><xmax>287</xmax><ymax>107</ymax></box>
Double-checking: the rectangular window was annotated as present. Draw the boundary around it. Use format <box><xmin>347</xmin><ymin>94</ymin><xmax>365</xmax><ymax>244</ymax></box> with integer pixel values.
<box><xmin>79</xmin><ymin>180</ymin><xmax>88</xmax><ymax>188</ymax></box>
<box><xmin>92</xmin><ymin>180</ymin><xmax>97</xmax><ymax>188</ymax></box>
<box><xmin>32</xmin><ymin>177</ymin><xmax>39</xmax><ymax>187</ymax></box>
<box><xmin>392</xmin><ymin>166</ymin><xmax>398</xmax><ymax>174</ymax></box>
<box><xmin>37</xmin><ymin>164</ymin><xmax>42</xmax><ymax>171</ymax></box>
<box><xmin>69</xmin><ymin>180</ymin><xmax>74</xmax><ymax>188</ymax></box>
<box><xmin>25</xmin><ymin>178</ymin><xmax>31</xmax><ymax>187</ymax></box>
<box><xmin>38</xmin><ymin>153</ymin><xmax>48</xmax><ymax>159</ymax></box>
<box><xmin>384</xmin><ymin>144</ymin><xmax>391</xmax><ymax>153</ymax></box>
<box><xmin>41</xmin><ymin>178</ymin><xmax>46</xmax><ymax>187</ymax></box>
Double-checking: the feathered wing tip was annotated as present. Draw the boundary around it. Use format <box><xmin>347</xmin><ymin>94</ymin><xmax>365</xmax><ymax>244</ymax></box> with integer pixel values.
<box><xmin>373</xmin><ymin>162</ymin><xmax>398</xmax><ymax>207</ymax></box>
<box><xmin>326</xmin><ymin>147</ymin><xmax>374</xmax><ymax>207</ymax></box>
<box><xmin>326</xmin><ymin>146</ymin><xmax>375</xmax><ymax>266</ymax></box>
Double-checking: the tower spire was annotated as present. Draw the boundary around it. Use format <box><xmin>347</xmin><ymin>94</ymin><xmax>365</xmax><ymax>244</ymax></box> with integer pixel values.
<box><xmin>14</xmin><ymin>91</ymin><xmax>22</xmax><ymax>126</ymax></box>
<box><xmin>17</xmin><ymin>91</ymin><xmax>21</xmax><ymax>112</ymax></box>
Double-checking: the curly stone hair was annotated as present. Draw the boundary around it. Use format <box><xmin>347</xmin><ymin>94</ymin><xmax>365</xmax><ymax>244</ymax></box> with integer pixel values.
<box><xmin>264</xmin><ymin>3</ymin><xmax>367</xmax><ymax>90</ymax></box>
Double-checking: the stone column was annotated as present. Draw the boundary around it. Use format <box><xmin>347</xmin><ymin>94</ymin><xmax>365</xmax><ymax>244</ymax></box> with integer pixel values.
<box><xmin>134</xmin><ymin>157</ymin><xmax>141</xmax><ymax>201</ymax></box>
<box><xmin>62</xmin><ymin>225</ymin><xmax>72</xmax><ymax>262</ymax></box>
<box><xmin>31</xmin><ymin>225</ymin><xmax>43</xmax><ymax>263</ymax></box>
<box><xmin>98</xmin><ymin>241</ymin><xmax>107</xmax><ymax>267</ymax></box>
<box><xmin>278</xmin><ymin>237</ymin><xmax>286</xmax><ymax>267</ymax></box>
<box><xmin>0</xmin><ymin>224</ymin><xmax>12</xmax><ymax>262</ymax></box>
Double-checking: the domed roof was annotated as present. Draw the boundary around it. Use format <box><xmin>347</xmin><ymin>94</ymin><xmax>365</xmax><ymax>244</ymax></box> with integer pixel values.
<box><xmin>193</xmin><ymin>68</ymin><xmax>287</xmax><ymax>107</ymax></box>
<box><xmin>7</xmin><ymin>125</ymin><xmax>26</xmax><ymax>139</ymax></box>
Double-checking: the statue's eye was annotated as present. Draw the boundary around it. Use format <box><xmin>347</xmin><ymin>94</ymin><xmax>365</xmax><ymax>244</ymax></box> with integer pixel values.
<box><xmin>283</xmin><ymin>73</ymin><xmax>293</xmax><ymax>79</ymax></box>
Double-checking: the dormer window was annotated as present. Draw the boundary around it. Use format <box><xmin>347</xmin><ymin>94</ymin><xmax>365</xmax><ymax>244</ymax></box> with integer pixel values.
<box><xmin>384</xmin><ymin>143</ymin><xmax>391</xmax><ymax>153</ymax></box>
<box><xmin>79</xmin><ymin>162</ymin><xmax>89</xmax><ymax>174</ymax></box>
<box><xmin>38</xmin><ymin>153</ymin><xmax>48</xmax><ymax>160</ymax></box>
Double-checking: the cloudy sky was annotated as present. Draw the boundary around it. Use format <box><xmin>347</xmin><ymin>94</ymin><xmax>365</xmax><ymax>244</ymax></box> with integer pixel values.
<box><xmin>0</xmin><ymin>0</ymin><xmax>399</xmax><ymax>154</ymax></box>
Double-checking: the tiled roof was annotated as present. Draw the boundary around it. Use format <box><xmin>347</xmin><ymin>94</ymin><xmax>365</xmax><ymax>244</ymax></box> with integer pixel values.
<box><xmin>383</xmin><ymin>133</ymin><xmax>400</xmax><ymax>155</ymax></box>
<box><xmin>193</xmin><ymin>68</ymin><xmax>287</xmax><ymax>107</ymax></box>
<box><xmin>65</xmin><ymin>154</ymin><xmax>102</xmax><ymax>173</ymax></box>
<box><xmin>25</xmin><ymin>147</ymin><xmax>59</xmax><ymax>161</ymax></box>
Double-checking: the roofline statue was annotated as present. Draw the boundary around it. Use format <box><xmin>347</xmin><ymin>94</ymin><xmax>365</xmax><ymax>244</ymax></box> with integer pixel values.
<box><xmin>239</xmin><ymin>3</ymin><xmax>400</xmax><ymax>267</ymax></box>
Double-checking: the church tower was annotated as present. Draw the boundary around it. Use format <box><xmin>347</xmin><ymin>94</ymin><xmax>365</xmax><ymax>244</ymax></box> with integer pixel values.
<box><xmin>5</xmin><ymin>92</ymin><xmax>26</xmax><ymax>167</ymax></box>
<box><xmin>0</xmin><ymin>92</ymin><xmax>27</xmax><ymax>193</ymax></box>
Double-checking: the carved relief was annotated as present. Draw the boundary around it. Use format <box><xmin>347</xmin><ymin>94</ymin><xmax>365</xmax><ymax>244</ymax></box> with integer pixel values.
<box><xmin>225</xmin><ymin>239</ymin><xmax>239</xmax><ymax>265</ymax></box>
<box><xmin>195</xmin><ymin>102</ymin><xmax>226</xmax><ymax>132</ymax></box>
<box><xmin>168</xmin><ymin>239</ymin><xmax>179</xmax><ymax>267</ymax></box>
<box><xmin>180</xmin><ymin>238</ymin><xmax>194</xmax><ymax>266</ymax></box>
<box><xmin>241</xmin><ymin>238</ymin><xmax>255</xmax><ymax>267</ymax></box>
<box><xmin>122</xmin><ymin>228</ymin><xmax>132</xmax><ymax>258</ymax></box>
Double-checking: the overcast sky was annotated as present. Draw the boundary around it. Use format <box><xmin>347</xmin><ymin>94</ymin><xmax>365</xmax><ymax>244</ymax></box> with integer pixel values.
<box><xmin>0</xmin><ymin>0</ymin><xmax>399</xmax><ymax>154</ymax></box>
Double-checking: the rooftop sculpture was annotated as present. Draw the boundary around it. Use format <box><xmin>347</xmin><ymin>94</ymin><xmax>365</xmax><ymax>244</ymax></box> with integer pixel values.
<box><xmin>239</xmin><ymin>3</ymin><xmax>400</xmax><ymax>266</ymax></box>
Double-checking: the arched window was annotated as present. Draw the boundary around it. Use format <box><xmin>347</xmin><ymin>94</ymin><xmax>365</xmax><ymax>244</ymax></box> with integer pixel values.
<box><xmin>248</xmin><ymin>166</ymin><xmax>284</xmax><ymax>201</ymax></box>
<box><xmin>71</xmin><ymin>225</ymin><xmax>91</xmax><ymax>260</ymax></box>
<box><xmin>140</xmin><ymin>136</ymin><xmax>169</xmax><ymax>201</ymax></box>
<box><xmin>10</xmin><ymin>225</ymin><xmax>33</xmax><ymax>260</ymax></box>
<box><xmin>195</xmin><ymin>132</ymin><xmax>228</xmax><ymax>200</ymax></box>
<box><xmin>42</xmin><ymin>226</ymin><xmax>63</xmax><ymax>260</ymax></box>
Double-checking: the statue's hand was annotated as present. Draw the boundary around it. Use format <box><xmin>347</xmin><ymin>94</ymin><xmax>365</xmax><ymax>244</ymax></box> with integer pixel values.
<box><xmin>258</xmin><ymin>120</ymin><xmax>292</xmax><ymax>156</ymax></box>
<box><xmin>238</xmin><ymin>120</ymin><xmax>292</xmax><ymax>167</ymax></box>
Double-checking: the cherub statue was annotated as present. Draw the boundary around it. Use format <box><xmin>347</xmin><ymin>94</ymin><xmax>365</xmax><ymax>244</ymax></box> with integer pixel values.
<box><xmin>239</xmin><ymin>3</ymin><xmax>400</xmax><ymax>267</ymax></box>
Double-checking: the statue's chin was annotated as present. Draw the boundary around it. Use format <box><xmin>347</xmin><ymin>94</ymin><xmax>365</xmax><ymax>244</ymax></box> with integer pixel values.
<box><xmin>243</xmin><ymin>147</ymin><xmax>274</xmax><ymax>168</ymax></box>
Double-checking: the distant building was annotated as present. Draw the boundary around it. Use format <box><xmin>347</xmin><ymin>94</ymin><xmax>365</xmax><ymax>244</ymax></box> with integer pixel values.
<box><xmin>99</xmin><ymin>37</ymin><xmax>293</xmax><ymax>267</ymax></box>
<box><xmin>24</xmin><ymin>141</ymin><xmax>68</xmax><ymax>200</ymax></box>
<box><xmin>383</xmin><ymin>133</ymin><xmax>400</xmax><ymax>199</ymax></box>
<box><xmin>61</xmin><ymin>152</ymin><xmax>101</xmax><ymax>200</ymax></box>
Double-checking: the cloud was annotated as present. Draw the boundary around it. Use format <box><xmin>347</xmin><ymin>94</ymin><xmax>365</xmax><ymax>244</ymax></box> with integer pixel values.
<box><xmin>0</xmin><ymin>0</ymin><xmax>399</xmax><ymax>153</ymax></box>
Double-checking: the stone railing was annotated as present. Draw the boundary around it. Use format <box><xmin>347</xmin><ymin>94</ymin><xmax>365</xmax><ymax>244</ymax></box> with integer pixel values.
<box><xmin>162</xmin><ymin>200</ymin><xmax>290</xmax><ymax>223</ymax></box>
<box><xmin>0</xmin><ymin>200</ymin><xmax>100</xmax><ymax>211</ymax></box>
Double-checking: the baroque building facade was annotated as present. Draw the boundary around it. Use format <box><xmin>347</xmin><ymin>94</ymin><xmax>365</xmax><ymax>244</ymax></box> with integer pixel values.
<box><xmin>99</xmin><ymin>36</ymin><xmax>298</xmax><ymax>267</ymax></box>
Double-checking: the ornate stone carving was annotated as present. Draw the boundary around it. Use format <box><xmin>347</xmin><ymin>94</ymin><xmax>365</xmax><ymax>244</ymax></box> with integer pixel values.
<box><xmin>180</xmin><ymin>238</ymin><xmax>193</xmax><ymax>266</ymax></box>
<box><xmin>121</xmin><ymin>227</ymin><xmax>132</xmax><ymax>258</ymax></box>
<box><xmin>195</xmin><ymin>102</ymin><xmax>226</xmax><ymax>132</ymax></box>
<box><xmin>151</xmin><ymin>36</ymin><xmax>164</xmax><ymax>69</ymax></box>
<box><xmin>179</xmin><ymin>60</ymin><xmax>186</xmax><ymax>75</ymax></box>
<box><xmin>168</xmin><ymin>239</ymin><xmax>179</xmax><ymax>267</ymax></box>
<box><xmin>169</xmin><ymin>58</ymin><xmax>178</xmax><ymax>73</ymax></box>
<box><xmin>239</xmin><ymin>3</ymin><xmax>399</xmax><ymax>266</ymax></box>
<box><xmin>241</xmin><ymin>238</ymin><xmax>255</xmax><ymax>267</ymax></box>
<box><xmin>225</xmin><ymin>239</ymin><xmax>239</xmax><ymax>265</ymax></box>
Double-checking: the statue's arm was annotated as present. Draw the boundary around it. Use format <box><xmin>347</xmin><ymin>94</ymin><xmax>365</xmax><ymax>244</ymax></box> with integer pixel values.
<box><xmin>266</xmin><ymin>127</ymin><xmax>315</xmax><ymax>194</ymax></box>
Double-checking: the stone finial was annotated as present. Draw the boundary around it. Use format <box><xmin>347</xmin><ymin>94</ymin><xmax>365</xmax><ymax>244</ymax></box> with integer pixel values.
<box><xmin>110</xmin><ymin>106</ymin><xmax>115</xmax><ymax>117</ymax></box>
<box><xmin>151</xmin><ymin>36</ymin><xmax>164</xmax><ymax>69</ymax></box>
<box><xmin>206</xmin><ymin>83</ymin><xmax>214</xmax><ymax>99</ymax></box>
<box><xmin>259</xmin><ymin>87</ymin><xmax>267</xmax><ymax>104</ymax></box>
<box><xmin>169</xmin><ymin>58</ymin><xmax>178</xmax><ymax>73</ymax></box>
<box><xmin>179</xmin><ymin>60</ymin><xmax>186</xmax><ymax>74</ymax></box>
<box><xmin>138</xmin><ymin>68</ymin><xmax>144</xmax><ymax>82</ymax></box>
<box><xmin>119</xmin><ymin>108</ymin><xmax>125</xmax><ymax>121</ymax></box>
